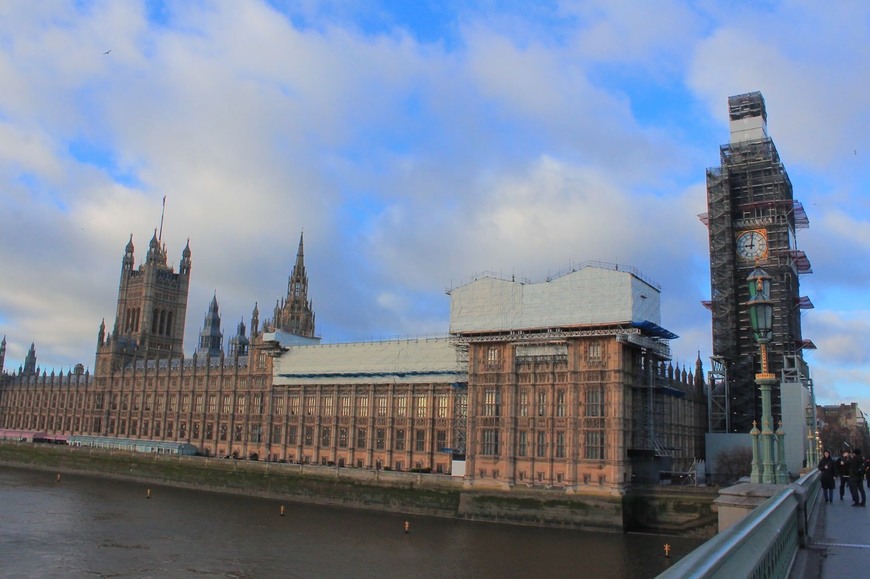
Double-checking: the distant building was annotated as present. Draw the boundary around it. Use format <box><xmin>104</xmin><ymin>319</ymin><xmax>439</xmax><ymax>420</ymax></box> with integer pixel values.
<box><xmin>817</xmin><ymin>403</ymin><xmax>870</xmax><ymax>454</ymax></box>
<box><xmin>0</xmin><ymin>230</ymin><xmax>705</xmax><ymax>493</ymax></box>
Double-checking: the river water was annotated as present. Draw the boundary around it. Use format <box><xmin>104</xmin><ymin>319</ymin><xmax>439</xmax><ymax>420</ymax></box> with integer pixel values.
<box><xmin>0</xmin><ymin>466</ymin><xmax>701</xmax><ymax>578</ymax></box>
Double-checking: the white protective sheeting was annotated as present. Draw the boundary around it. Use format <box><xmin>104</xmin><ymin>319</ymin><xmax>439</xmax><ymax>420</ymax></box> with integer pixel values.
<box><xmin>273</xmin><ymin>337</ymin><xmax>464</xmax><ymax>385</ymax></box>
<box><xmin>449</xmin><ymin>266</ymin><xmax>660</xmax><ymax>334</ymax></box>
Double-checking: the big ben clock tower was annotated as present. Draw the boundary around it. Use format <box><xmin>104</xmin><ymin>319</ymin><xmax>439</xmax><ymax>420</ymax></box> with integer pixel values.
<box><xmin>702</xmin><ymin>92</ymin><xmax>814</xmax><ymax>435</ymax></box>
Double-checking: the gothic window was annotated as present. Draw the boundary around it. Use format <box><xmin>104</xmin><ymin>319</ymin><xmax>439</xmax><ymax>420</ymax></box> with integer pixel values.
<box><xmin>519</xmin><ymin>390</ymin><xmax>529</xmax><ymax>417</ymax></box>
<box><xmin>356</xmin><ymin>397</ymin><xmax>369</xmax><ymax>418</ymax></box>
<box><xmin>556</xmin><ymin>389</ymin><xmax>566</xmax><ymax>417</ymax></box>
<box><xmin>395</xmin><ymin>429</ymin><xmax>406</xmax><ymax>450</ymax></box>
<box><xmin>208</xmin><ymin>395</ymin><xmax>217</xmax><ymax>413</ymax></box>
<box><xmin>194</xmin><ymin>395</ymin><xmax>203</xmax><ymax>413</ymax></box>
<box><xmin>338</xmin><ymin>427</ymin><xmax>348</xmax><ymax>448</ymax></box>
<box><xmin>536</xmin><ymin>431</ymin><xmax>546</xmax><ymax>457</ymax></box>
<box><xmin>376</xmin><ymin>396</ymin><xmax>387</xmax><ymax>417</ymax></box>
<box><xmin>437</xmin><ymin>395</ymin><xmax>449</xmax><ymax>418</ymax></box>
<box><xmin>485</xmin><ymin>346</ymin><xmax>500</xmax><ymax>369</ymax></box>
<box><xmin>192</xmin><ymin>422</ymin><xmax>199</xmax><ymax>439</ymax></box>
<box><xmin>376</xmin><ymin>428</ymin><xmax>385</xmax><ymax>450</ymax></box>
<box><xmin>356</xmin><ymin>428</ymin><xmax>367</xmax><ymax>449</ymax></box>
<box><xmin>321</xmin><ymin>395</ymin><xmax>333</xmax><ymax>416</ymax></box>
<box><xmin>483</xmin><ymin>388</ymin><xmax>500</xmax><ymax>417</ymax></box>
<box><xmin>221</xmin><ymin>395</ymin><xmax>231</xmax><ymax>414</ymax></box>
<box><xmin>415</xmin><ymin>429</ymin><xmax>426</xmax><ymax>451</ymax></box>
<box><xmin>274</xmin><ymin>397</ymin><xmax>285</xmax><ymax>416</ymax></box>
<box><xmin>305</xmin><ymin>396</ymin><xmax>316</xmax><ymax>416</ymax></box>
<box><xmin>396</xmin><ymin>396</ymin><xmax>407</xmax><ymax>417</ymax></box>
<box><xmin>234</xmin><ymin>424</ymin><xmax>243</xmax><ymax>442</ymax></box>
<box><xmin>236</xmin><ymin>395</ymin><xmax>246</xmax><ymax>414</ymax></box>
<box><xmin>585</xmin><ymin>430</ymin><xmax>604</xmax><ymax>460</ymax></box>
<box><xmin>415</xmin><ymin>395</ymin><xmax>427</xmax><ymax>418</ymax></box>
<box><xmin>518</xmin><ymin>431</ymin><xmax>528</xmax><ymax>457</ymax></box>
<box><xmin>289</xmin><ymin>395</ymin><xmax>300</xmax><ymax>416</ymax></box>
<box><xmin>340</xmin><ymin>396</ymin><xmax>350</xmax><ymax>416</ymax></box>
<box><xmin>586</xmin><ymin>340</ymin><xmax>604</xmax><ymax>365</ymax></box>
<box><xmin>436</xmin><ymin>430</ymin><xmax>447</xmax><ymax>450</ymax></box>
<box><xmin>585</xmin><ymin>386</ymin><xmax>604</xmax><ymax>417</ymax></box>
<box><xmin>181</xmin><ymin>394</ymin><xmax>190</xmax><ymax>413</ymax></box>
<box><xmin>287</xmin><ymin>425</ymin><xmax>297</xmax><ymax>445</ymax></box>
<box><xmin>555</xmin><ymin>431</ymin><xmax>565</xmax><ymax>458</ymax></box>
<box><xmin>253</xmin><ymin>394</ymin><xmax>264</xmax><ymax>415</ymax></box>
<box><xmin>482</xmin><ymin>430</ymin><xmax>499</xmax><ymax>455</ymax></box>
<box><xmin>250</xmin><ymin>424</ymin><xmax>262</xmax><ymax>443</ymax></box>
<box><xmin>205</xmin><ymin>422</ymin><xmax>214</xmax><ymax>440</ymax></box>
<box><xmin>537</xmin><ymin>390</ymin><xmax>547</xmax><ymax>417</ymax></box>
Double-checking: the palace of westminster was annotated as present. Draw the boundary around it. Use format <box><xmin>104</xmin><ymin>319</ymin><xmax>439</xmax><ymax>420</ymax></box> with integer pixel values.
<box><xmin>2</xmin><ymin>92</ymin><xmax>815</xmax><ymax>494</ymax></box>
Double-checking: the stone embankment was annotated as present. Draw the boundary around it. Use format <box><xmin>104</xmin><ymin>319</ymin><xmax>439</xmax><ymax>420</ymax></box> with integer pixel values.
<box><xmin>0</xmin><ymin>442</ymin><xmax>716</xmax><ymax>536</ymax></box>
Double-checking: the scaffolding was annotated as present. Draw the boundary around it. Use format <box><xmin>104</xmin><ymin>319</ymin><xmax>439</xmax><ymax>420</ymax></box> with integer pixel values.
<box><xmin>703</xmin><ymin>92</ymin><xmax>812</xmax><ymax>434</ymax></box>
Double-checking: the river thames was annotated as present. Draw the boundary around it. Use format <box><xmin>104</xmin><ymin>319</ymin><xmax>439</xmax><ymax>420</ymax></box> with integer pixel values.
<box><xmin>0</xmin><ymin>466</ymin><xmax>702</xmax><ymax>578</ymax></box>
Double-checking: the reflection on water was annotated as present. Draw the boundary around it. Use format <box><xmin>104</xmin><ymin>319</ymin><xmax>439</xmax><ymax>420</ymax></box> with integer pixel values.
<box><xmin>0</xmin><ymin>467</ymin><xmax>701</xmax><ymax>578</ymax></box>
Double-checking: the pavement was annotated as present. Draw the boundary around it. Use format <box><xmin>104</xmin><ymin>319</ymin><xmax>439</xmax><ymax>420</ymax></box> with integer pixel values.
<box><xmin>792</xmin><ymin>483</ymin><xmax>870</xmax><ymax>578</ymax></box>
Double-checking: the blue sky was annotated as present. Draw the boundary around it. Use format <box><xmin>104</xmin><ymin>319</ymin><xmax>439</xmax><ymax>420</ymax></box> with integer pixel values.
<box><xmin>1</xmin><ymin>1</ymin><xmax>868</xmax><ymax>411</ymax></box>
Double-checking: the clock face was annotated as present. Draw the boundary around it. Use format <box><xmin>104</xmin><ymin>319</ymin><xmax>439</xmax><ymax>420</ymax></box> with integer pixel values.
<box><xmin>736</xmin><ymin>230</ymin><xmax>768</xmax><ymax>261</ymax></box>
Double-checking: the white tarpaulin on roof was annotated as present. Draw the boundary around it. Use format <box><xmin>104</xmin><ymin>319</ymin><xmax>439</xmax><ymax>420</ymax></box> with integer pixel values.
<box><xmin>449</xmin><ymin>267</ymin><xmax>660</xmax><ymax>334</ymax></box>
<box><xmin>273</xmin><ymin>337</ymin><xmax>464</xmax><ymax>385</ymax></box>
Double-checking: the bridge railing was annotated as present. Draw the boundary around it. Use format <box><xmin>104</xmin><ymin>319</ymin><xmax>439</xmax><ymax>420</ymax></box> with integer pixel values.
<box><xmin>658</xmin><ymin>470</ymin><xmax>820</xmax><ymax>579</ymax></box>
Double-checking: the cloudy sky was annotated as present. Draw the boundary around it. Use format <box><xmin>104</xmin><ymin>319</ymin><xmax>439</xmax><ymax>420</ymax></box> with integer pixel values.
<box><xmin>1</xmin><ymin>1</ymin><xmax>867</xmax><ymax>409</ymax></box>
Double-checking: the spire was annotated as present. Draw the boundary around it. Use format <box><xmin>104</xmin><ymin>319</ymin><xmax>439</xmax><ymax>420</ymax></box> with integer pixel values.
<box><xmin>0</xmin><ymin>335</ymin><xmax>6</xmax><ymax>374</ymax></box>
<box><xmin>122</xmin><ymin>234</ymin><xmax>135</xmax><ymax>271</ymax></box>
<box><xmin>180</xmin><ymin>238</ymin><xmax>191</xmax><ymax>275</ymax></box>
<box><xmin>251</xmin><ymin>302</ymin><xmax>259</xmax><ymax>336</ymax></box>
<box><xmin>228</xmin><ymin>318</ymin><xmax>249</xmax><ymax>357</ymax></box>
<box><xmin>196</xmin><ymin>293</ymin><xmax>223</xmax><ymax>358</ymax></box>
<box><xmin>23</xmin><ymin>342</ymin><xmax>37</xmax><ymax>375</ymax></box>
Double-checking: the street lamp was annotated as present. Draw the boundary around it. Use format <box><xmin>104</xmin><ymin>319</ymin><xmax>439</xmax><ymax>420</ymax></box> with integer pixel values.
<box><xmin>746</xmin><ymin>265</ymin><xmax>787</xmax><ymax>484</ymax></box>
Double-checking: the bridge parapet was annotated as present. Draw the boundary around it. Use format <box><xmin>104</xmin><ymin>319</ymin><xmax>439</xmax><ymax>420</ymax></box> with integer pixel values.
<box><xmin>658</xmin><ymin>470</ymin><xmax>820</xmax><ymax>578</ymax></box>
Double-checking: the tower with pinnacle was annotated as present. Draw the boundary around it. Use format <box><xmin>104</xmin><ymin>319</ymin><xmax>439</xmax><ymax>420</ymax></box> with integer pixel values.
<box><xmin>196</xmin><ymin>294</ymin><xmax>224</xmax><ymax>358</ymax></box>
<box><xmin>95</xmin><ymin>230</ymin><xmax>192</xmax><ymax>374</ymax></box>
<box><xmin>268</xmin><ymin>232</ymin><xmax>316</xmax><ymax>337</ymax></box>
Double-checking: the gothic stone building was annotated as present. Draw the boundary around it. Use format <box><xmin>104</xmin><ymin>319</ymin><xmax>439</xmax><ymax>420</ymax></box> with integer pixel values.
<box><xmin>0</xmin><ymin>232</ymin><xmax>705</xmax><ymax>494</ymax></box>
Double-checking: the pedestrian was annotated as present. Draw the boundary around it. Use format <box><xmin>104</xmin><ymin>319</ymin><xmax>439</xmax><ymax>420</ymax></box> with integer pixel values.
<box><xmin>849</xmin><ymin>448</ymin><xmax>866</xmax><ymax>507</ymax></box>
<box><xmin>837</xmin><ymin>450</ymin><xmax>851</xmax><ymax>500</ymax></box>
<box><xmin>818</xmin><ymin>450</ymin><xmax>836</xmax><ymax>503</ymax></box>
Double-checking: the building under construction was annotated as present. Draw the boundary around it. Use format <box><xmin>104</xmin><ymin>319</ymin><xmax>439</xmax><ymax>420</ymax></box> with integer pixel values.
<box><xmin>701</xmin><ymin>92</ymin><xmax>815</xmax><ymax>447</ymax></box>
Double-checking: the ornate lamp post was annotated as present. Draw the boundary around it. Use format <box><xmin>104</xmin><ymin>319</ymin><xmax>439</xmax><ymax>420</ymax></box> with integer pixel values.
<box><xmin>746</xmin><ymin>266</ymin><xmax>786</xmax><ymax>484</ymax></box>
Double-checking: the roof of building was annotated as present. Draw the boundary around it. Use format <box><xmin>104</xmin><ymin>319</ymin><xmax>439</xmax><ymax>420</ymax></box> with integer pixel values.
<box><xmin>273</xmin><ymin>337</ymin><xmax>464</xmax><ymax>385</ymax></box>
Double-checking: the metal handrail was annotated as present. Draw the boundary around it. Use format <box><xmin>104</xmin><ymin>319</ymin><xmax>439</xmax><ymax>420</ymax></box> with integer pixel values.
<box><xmin>658</xmin><ymin>470</ymin><xmax>819</xmax><ymax>579</ymax></box>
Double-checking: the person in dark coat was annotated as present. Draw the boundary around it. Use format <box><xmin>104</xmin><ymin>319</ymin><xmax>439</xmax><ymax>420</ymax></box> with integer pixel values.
<box><xmin>837</xmin><ymin>450</ymin><xmax>851</xmax><ymax>500</ymax></box>
<box><xmin>849</xmin><ymin>448</ymin><xmax>866</xmax><ymax>506</ymax></box>
<box><xmin>818</xmin><ymin>450</ymin><xmax>836</xmax><ymax>503</ymax></box>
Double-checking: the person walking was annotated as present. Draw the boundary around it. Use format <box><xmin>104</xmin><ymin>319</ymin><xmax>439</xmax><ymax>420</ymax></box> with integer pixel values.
<box><xmin>818</xmin><ymin>450</ymin><xmax>836</xmax><ymax>503</ymax></box>
<box><xmin>837</xmin><ymin>450</ymin><xmax>851</xmax><ymax>500</ymax></box>
<box><xmin>849</xmin><ymin>448</ymin><xmax>866</xmax><ymax>506</ymax></box>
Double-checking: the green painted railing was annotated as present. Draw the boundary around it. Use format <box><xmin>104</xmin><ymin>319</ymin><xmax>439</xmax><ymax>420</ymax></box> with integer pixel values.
<box><xmin>658</xmin><ymin>470</ymin><xmax>820</xmax><ymax>579</ymax></box>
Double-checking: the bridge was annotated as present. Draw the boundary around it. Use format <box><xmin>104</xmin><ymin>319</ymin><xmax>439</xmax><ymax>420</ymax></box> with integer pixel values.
<box><xmin>658</xmin><ymin>470</ymin><xmax>870</xmax><ymax>578</ymax></box>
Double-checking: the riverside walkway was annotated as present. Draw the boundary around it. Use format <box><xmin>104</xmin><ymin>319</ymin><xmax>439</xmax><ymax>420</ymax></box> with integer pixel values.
<box><xmin>794</xmin><ymin>488</ymin><xmax>870</xmax><ymax>578</ymax></box>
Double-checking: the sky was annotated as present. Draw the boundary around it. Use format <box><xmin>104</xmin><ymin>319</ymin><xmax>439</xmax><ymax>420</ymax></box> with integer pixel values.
<box><xmin>0</xmin><ymin>1</ymin><xmax>868</xmax><ymax>410</ymax></box>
